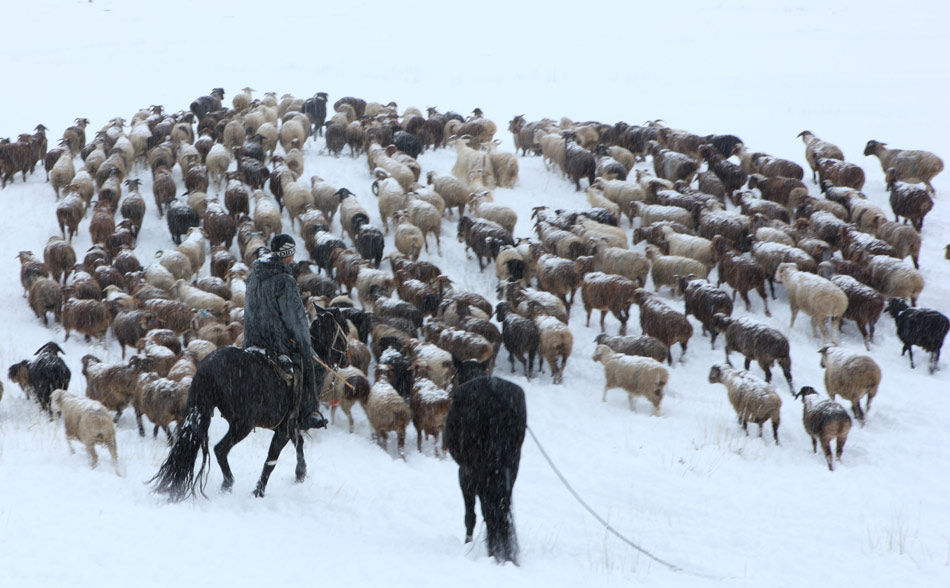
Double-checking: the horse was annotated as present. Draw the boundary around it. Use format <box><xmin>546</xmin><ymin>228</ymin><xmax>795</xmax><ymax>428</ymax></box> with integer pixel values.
<box><xmin>151</xmin><ymin>307</ymin><xmax>350</xmax><ymax>500</ymax></box>
<box><xmin>445</xmin><ymin>375</ymin><xmax>527</xmax><ymax>564</ymax></box>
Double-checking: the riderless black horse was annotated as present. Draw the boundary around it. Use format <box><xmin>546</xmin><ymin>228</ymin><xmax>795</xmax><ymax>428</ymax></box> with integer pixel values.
<box><xmin>150</xmin><ymin>305</ymin><xmax>349</xmax><ymax>500</ymax></box>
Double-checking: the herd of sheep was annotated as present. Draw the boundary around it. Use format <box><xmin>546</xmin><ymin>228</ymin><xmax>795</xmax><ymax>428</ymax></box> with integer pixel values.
<box><xmin>1</xmin><ymin>86</ymin><xmax>948</xmax><ymax>477</ymax></box>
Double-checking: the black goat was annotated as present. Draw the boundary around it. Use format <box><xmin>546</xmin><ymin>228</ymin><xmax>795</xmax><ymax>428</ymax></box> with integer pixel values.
<box><xmin>885</xmin><ymin>298</ymin><xmax>949</xmax><ymax>374</ymax></box>
<box><xmin>445</xmin><ymin>375</ymin><xmax>527</xmax><ymax>565</ymax></box>
<box><xmin>302</xmin><ymin>92</ymin><xmax>328</xmax><ymax>137</ymax></box>
<box><xmin>7</xmin><ymin>342</ymin><xmax>71</xmax><ymax>415</ymax></box>
<box><xmin>165</xmin><ymin>198</ymin><xmax>200</xmax><ymax>245</ymax></box>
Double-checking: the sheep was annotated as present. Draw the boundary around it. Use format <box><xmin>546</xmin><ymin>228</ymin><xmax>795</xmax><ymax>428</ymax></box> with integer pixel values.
<box><xmin>750</xmin><ymin>240</ymin><xmax>817</xmax><ymax>299</ymax></box>
<box><xmin>591</xmin><ymin>178</ymin><xmax>646</xmax><ymax>225</ymax></box>
<box><xmin>534</xmin><ymin>253</ymin><xmax>582</xmax><ymax>310</ymax></box>
<box><xmin>707</xmin><ymin>364</ymin><xmax>781</xmax><ymax>443</ymax></box>
<box><xmin>797</xmin><ymin>130</ymin><xmax>845</xmax><ymax>183</ymax></box>
<box><xmin>658</xmin><ymin>225</ymin><xmax>715</xmax><ymax>267</ymax></box>
<box><xmin>469</xmin><ymin>193</ymin><xmax>517</xmax><ymax>235</ymax></box>
<box><xmin>699</xmin><ymin>144</ymin><xmax>747</xmax><ymax>199</ymax></box>
<box><xmin>644</xmin><ymin>245</ymin><xmax>709</xmax><ymax>295</ymax></box>
<box><xmin>816</xmin><ymin>157</ymin><xmax>865</xmax><ymax>191</ymax></box>
<box><xmin>632</xmin><ymin>289</ymin><xmax>693</xmax><ymax>365</ymax></box>
<box><xmin>838</xmin><ymin>225</ymin><xmax>896</xmax><ymax>263</ymax></box>
<box><xmin>404</xmin><ymin>338</ymin><xmax>455</xmax><ymax>390</ymax></box>
<box><xmin>826</xmin><ymin>274</ymin><xmax>884</xmax><ymax>350</ymax></box>
<box><xmin>533</xmin><ymin>220</ymin><xmax>586</xmax><ymax>260</ymax></box>
<box><xmin>864</xmin><ymin>254</ymin><xmax>924</xmax><ymax>306</ymax></box>
<box><xmin>864</xmin><ymin>139</ymin><xmax>943</xmax><ymax>194</ymax></box>
<box><xmin>630</xmin><ymin>201</ymin><xmax>695</xmax><ymax>229</ymax></box>
<box><xmin>165</xmin><ymin>198</ymin><xmax>200</xmax><ymax>246</ymax></box>
<box><xmin>27</xmin><ymin>278</ymin><xmax>63</xmax><ymax>326</ymax></box>
<box><xmin>112</xmin><ymin>310</ymin><xmax>164</xmax><ymax>359</ymax></box>
<box><xmin>579</xmin><ymin>272</ymin><xmax>636</xmax><ymax>334</ymax></box>
<box><xmin>589</xmin><ymin>242</ymin><xmax>649</xmax><ymax>287</ymax></box>
<box><xmin>499</xmin><ymin>282</ymin><xmax>568</xmax><ymax>325</ymax></box>
<box><xmin>319</xmin><ymin>365</ymin><xmax>370</xmax><ymax>433</ymax></box>
<box><xmin>155</xmin><ymin>249</ymin><xmax>193</xmax><ymax>281</ymax></box>
<box><xmin>7</xmin><ymin>342</ymin><xmax>71</xmax><ymax>414</ymax></box>
<box><xmin>774</xmin><ymin>262</ymin><xmax>848</xmax><ymax>345</ymax></box>
<box><xmin>49</xmin><ymin>389</ymin><xmax>119</xmax><ymax>474</ymax></box>
<box><xmin>457</xmin><ymin>216</ymin><xmax>513</xmax><ymax>271</ymax></box>
<box><xmin>55</xmin><ymin>192</ymin><xmax>85</xmax><ymax>241</ymax></box>
<box><xmin>738</xmin><ymin>191</ymin><xmax>790</xmax><ymax>224</ymax></box>
<box><xmin>528</xmin><ymin>310</ymin><xmax>573</xmax><ymax>385</ymax></box>
<box><xmin>355</xmin><ymin>267</ymin><xmax>395</xmax><ymax>309</ymax></box>
<box><xmin>132</xmin><ymin>373</ymin><xmax>188</xmax><ymax>444</ymax></box>
<box><xmin>571</xmin><ymin>216</ymin><xmax>626</xmax><ymax>249</ymax></box>
<box><xmin>885</xmin><ymin>168</ymin><xmax>933</xmax><ymax>231</ymax></box>
<box><xmin>171</xmin><ymin>279</ymin><xmax>228</xmax><ymax>318</ymax></box>
<box><xmin>885</xmin><ymin>297</ymin><xmax>949</xmax><ymax>374</ymax></box>
<box><xmin>43</xmin><ymin>237</ymin><xmax>76</xmax><ymax>284</ymax></box>
<box><xmin>49</xmin><ymin>150</ymin><xmax>76</xmax><ymax>198</ymax></box>
<box><xmin>680</xmin><ymin>276</ymin><xmax>733</xmax><ymax>348</ymax></box>
<box><xmin>61</xmin><ymin>297</ymin><xmax>111</xmax><ymax>342</ymax></box>
<box><xmin>81</xmin><ymin>354</ymin><xmax>146</xmax><ymax>422</ymax></box>
<box><xmin>391</xmin><ymin>211</ymin><xmax>425</xmax><ymax>262</ymax></box>
<box><xmin>151</xmin><ymin>166</ymin><xmax>176</xmax><ymax>218</ymax></box>
<box><xmin>251</xmin><ymin>189</ymin><xmax>282</xmax><ymax>240</ymax></box>
<box><xmin>711</xmin><ymin>236</ymin><xmax>771</xmax><ymax>316</ymax></box>
<box><xmin>712</xmin><ymin>313</ymin><xmax>793</xmax><ymax>391</ymax></box>
<box><xmin>364</xmin><ymin>364</ymin><xmax>413</xmax><ymax>458</ymax></box>
<box><xmin>142</xmin><ymin>299</ymin><xmax>194</xmax><ymax>335</ymax></box>
<box><xmin>875</xmin><ymin>220</ymin><xmax>921</xmax><ymax>269</ymax></box>
<box><xmin>424</xmin><ymin>323</ymin><xmax>494</xmax><ymax>369</ymax></box>
<box><xmin>486</xmin><ymin>141</ymin><xmax>519</xmax><ymax>188</ymax></box>
<box><xmin>817</xmin><ymin>345</ymin><xmax>880</xmax><ymax>424</ymax></box>
<box><xmin>561</xmin><ymin>134</ymin><xmax>596</xmax><ymax>190</ymax></box>
<box><xmin>593</xmin><ymin>333</ymin><xmax>668</xmax><ymax>364</ymax></box>
<box><xmin>698</xmin><ymin>208</ymin><xmax>751</xmax><ymax>250</ymax></box>
<box><xmin>408</xmin><ymin>362</ymin><xmax>452</xmax><ymax>456</ymax></box>
<box><xmin>493</xmin><ymin>302</ymin><xmax>540</xmax><ymax>378</ymax></box>
<box><xmin>648</xmin><ymin>140</ymin><xmax>699</xmax><ymax>184</ymax></box>
<box><xmin>749</xmin><ymin>152</ymin><xmax>804</xmax><ymax>181</ymax></box>
<box><xmin>593</xmin><ymin>345</ymin><xmax>667</xmax><ymax>413</ymax></box>
<box><xmin>427</xmin><ymin>171</ymin><xmax>471</xmax><ymax>217</ymax></box>
<box><xmin>793</xmin><ymin>386</ymin><xmax>852</xmax><ymax>471</ymax></box>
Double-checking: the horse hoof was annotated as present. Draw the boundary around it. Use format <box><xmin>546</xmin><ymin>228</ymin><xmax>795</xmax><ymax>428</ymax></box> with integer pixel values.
<box><xmin>253</xmin><ymin>488</ymin><xmax>265</xmax><ymax>498</ymax></box>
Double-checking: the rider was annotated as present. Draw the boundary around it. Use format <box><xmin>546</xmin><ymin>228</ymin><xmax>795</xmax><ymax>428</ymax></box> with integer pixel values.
<box><xmin>243</xmin><ymin>233</ymin><xmax>327</xmax><ymax>431</ymax></box>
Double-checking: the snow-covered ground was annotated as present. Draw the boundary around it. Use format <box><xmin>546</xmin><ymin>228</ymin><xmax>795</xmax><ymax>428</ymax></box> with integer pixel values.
<box><xmin>1</xmin><ymin>1</ymin><xmax>948</xmax><ymax>587</ymax></box>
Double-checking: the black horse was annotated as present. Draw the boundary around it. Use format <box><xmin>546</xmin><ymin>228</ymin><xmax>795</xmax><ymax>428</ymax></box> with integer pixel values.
<box><xmin>151</xmin><ymin>307</ymin><xmax>350</xmax><ymax>500</ymax></box>
<box><xmin>445</xmin><ymin>375</ymin><xmax>527</xmax><ymax>564</ymax></box>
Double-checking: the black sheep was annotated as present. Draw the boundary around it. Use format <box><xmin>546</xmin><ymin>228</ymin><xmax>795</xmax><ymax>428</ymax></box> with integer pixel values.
<box><xmin>495</xmin><ymin>302</ymin><xmax>539</xmax><ymax>378</ymax></box>
<box><xmin>165</xmin><ymin>198</ymin><xmax>200</xmax><ymax>245</ymax></box>
<box><xmin>302</xmin><ymin>92</ymin><xmax>328</xmax><ymax>137</ymax></box>
<box><xmin>885</xmin><ymin>298</ymin><xmax>949</xmax><ymax>374</ymax></box>
<box><xmin>325</xmin><ymin>122</ymin><xmax>346</xmax><ymax>157</ymax></box>
<box><xmin>355</xmin><ymin>221</ymin><xmax>385</xmax><ymax>268</ymax></box>
<box><xmin>445</xmin><ymin>375</ymin><xmax>527</xmax><ymax>565</ymax></box>
<box><xmin>704</xmin><ymin>133</ymin><xmax>744</xmax><ymax>158</ymax></box>
<box><xmin>393</xmin><ymin>130</ymin><xmax>422</xmax><ymax>159</ymax></box>
<box><xmin>7</xmin><ymin>342</ymin><xmax>71</xmax><ymax>415</ymax></box>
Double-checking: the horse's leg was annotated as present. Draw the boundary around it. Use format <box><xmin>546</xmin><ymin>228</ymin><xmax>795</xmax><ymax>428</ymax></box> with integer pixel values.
<box><xmin>254</xmin><ymin>427</ymin><xmax>293</xmax><ymax>498</ymax></box>
<box><xmin>214</xmin><ymin>422</ymin><xmax>253</xmax><ymax>493</ymax></box>
<box><xmin>459</xmin><ymin>467</ymin><xmax>478</xmax><ymax>543</ymax></box>
<box><xmin>293</xmin><ymin>429</ymin><xmax>307</xmax><ymax>483</ymax></box>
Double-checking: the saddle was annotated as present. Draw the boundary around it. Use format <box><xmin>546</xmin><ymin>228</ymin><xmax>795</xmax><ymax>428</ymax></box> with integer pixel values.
<box><xmin>245</xmin><ymin>346</ymin><xmax>296</xmax><ymax>387</ymax></box>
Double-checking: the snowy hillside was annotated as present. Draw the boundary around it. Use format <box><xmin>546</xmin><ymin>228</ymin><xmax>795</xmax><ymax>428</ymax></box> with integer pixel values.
<box><xmin>1</xmin><ymin>2</ymin><xmax>949</xmax><ymax>587</ymax></box>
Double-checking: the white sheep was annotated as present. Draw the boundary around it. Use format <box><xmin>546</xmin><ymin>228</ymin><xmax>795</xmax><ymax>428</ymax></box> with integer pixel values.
<box><xmin>534</xmin><ymin>314</ymin><xmax>573</xmax><ymax>385</ymax></box>
<box><xmin>707</xmin><ymin>363</ymin><xmax>781</xmax><ymax>443</ymax></box>
<box><xmin>279</xmin><ymin>170</ymin><xmax>315</xmax><ymax>231</ymax></box>
<box><xmin>487</xmin><ymin>141</ymin><xmax>519</xmax><ymax>188</ymax></box>
<box><xmin>407</xmin><ymin>197</ymin><xmax>442</xmax><ymax>254</ymax></box>
<box><xmin>309</xmin><ymin>176</ymin><xmax>341</xmax><ymax>222</ymax></box>
<box><xmin>426</xmin><ymin>171</ymin><xmax>472</xmax><ymax>217</ymax></box>
<box><xmin>372</xmin><ymin>169</ymin><xmax>410</xmax><ymax>234</ymax></box>
<box><xmin>252</xmin><ymin>189</ymin><xmax>283</xmax><ymax>240</ymax></box>
<box><xmin>144</xmin><ymin>262</ymin><xmax>176</xmax><ymax>292</ymax></box>
<box><xmin>176</xmin><ymin>227</ymin><xmax>206</xmax><ymax>277</ymax></box>
<box><xmin>393</xmin><ymin>211</ymin><xmax>425</xmax><ymax>261</ymax></box>
<box><xmin>469</xmin><ymin>193</ymin><xmax>517</xmax><ymax>235</ymax></box>
<box><xmin>631</xmin><ymin>201</ymin><xmax>695</xmax><ymax>229</ymax></box>
<box><xmin>774</xmin><ymin>262</ymin><xmax>848</xmax><ymax>345</ymax></box>
<box><xmin>155</xmin><ymin>249</ymin><xmax>194</xmax><ymax>281</ymax></box>
<box><xmin>818</xmin><ymin>345</ymin><xmax>881</xmax><ymax>424</ymax></box>
<box><xmin>593</xmin><ymin>345</ymin><xmax>668</xmax><ymax>414</ymax></box>
<box><xmin>644</xmin><ymin>245</ymin><xmax>709</xmax><ymax>295</ymax></box>
<box><xmin>591</xmin><ymin>242</ymin><xmax>649</xmax><ymax>287</ymax></box>
<box><xmin>364</xmin><ymin>365</ymin><xmax>413</xmax><ymax>458</ymax></box>
<box><xmin>864</xmin><ymin>139</ymin><xmax>944</xmax><ymax>194</ymax></box>
<box><xmin>573</xmin><ymin>217</ymin><xmax>627</xmax><ymax>249</ymax></box>
<box><xmin>205</xmin><ymin>143</ymin><xmax>231</xmax><ymax>193</ymax></box>
<box><xmin>50</xmin><ymin>150</ymin><xmax>76</xmax><ymax>199</ymax></box>
<box><xmin>591</xmin><ymin>178</ymin><xmax>646</xmax><ymax>225</ymax></box>
<box><xmin>404</xmin><ymin>339</ymin><xmax>455</xmax><ymax>390</ymax></box>
<box><xmin>451</xmin><ymin>136</ymin><xmax>496</xmax><ymax>189</ymax></box>
<box><xmin>49</xmin><ymin>389</ymin><xmax>119</xmax><ymax>474</ymax></box>
<box><xmin>659</xmin><ymin>225</ymin><xmax>715</xmax><ymax>267</ymax></box>
<box><xmin>172</xmin><ymin>279</ymin><xmax>228</xmax><ymax>317</ymax></box>
<box><xmin>408</xmin><ymin>363</ymin><xmax>452</xmax><ymax>456</ymax></box>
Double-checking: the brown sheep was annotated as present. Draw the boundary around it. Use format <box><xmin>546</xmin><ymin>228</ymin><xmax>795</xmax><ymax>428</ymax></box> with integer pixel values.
<box><xmin>28</xmin><ymin>277</ymin><xmax>63</xmax><ymax>326</ymax></box>
<box><xmin>711</xmin><ymin>236</ymin><xmax>771</xmax><ymax>316</ymax></box>
<box><xmin>133</xmin><ymin>373</ymin><xmax>189</xmax><ymax>444</ymax></box>
<box><xmin>62</xmin><ymin>297</ymin><xmax>112</xmax><ymax>342</ymax></box>
<box><xmin>43</xmin><ymin>237</ymin><xmax>77</xmax><ymax>284</ymax></box>
<box><xmin>580</xmin><ymin>272</ymin><xmax>637</xmax><ymax>334</ymax></box>
<box><xmin>632</xmin><ymin>289</ymin><xmax>693</xmax><ymax>365</ymax></box>
<box><xmin>81</xmin><ymin>354</ymin><xmax>147</xmax><ymax>421</ymax></box>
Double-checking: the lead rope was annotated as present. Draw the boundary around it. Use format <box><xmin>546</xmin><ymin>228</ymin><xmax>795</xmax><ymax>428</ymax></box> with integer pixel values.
<box><xmin>525</xmin><ymin>425</ymin><xmax>729</xmax><ymax>580</ymax></box>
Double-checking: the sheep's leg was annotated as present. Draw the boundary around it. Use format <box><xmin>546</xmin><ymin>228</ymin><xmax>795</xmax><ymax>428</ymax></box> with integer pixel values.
<box><xmin>820</xmin><ymin>439</ymin><xmax>834</xmax><ymax>471</ymax></box>
<box><xmin>107</xmin><ymin>439</ymin><xmax>119</xmax><ymax>475</ymax></box>
<box><xmin>771</xmin><ymin>420</ymin><xmax>780</xmax><ymax>444</ymax></box>
<box><xmin>679</xmin><ymin>340</ymin><xmax>688</xmax><ymax>363</ymax></box>
<box><xmin>788</xmin><ymin>308</ymin><xmax>798</xmax><ymax>329</ymax></box>
<box><xmin>831</xmin><ymin>316</ymin><xmax>842</xmax><ymax>345</ymax></box>
<box><xmin>397</xmin><ymin>429</ymin><xmax>406</xmax><ymax>460</ymax></box>
<box><xmin>599</xmin><ymin>310</ymin><xmax>607</xmax><ymax>332</ymax></box>
<box><xmin>811</xmin><ymin>436</ymin><xmax>818</xmax><ymax>453</ymax></box>
<box><xmin>851</xmin><ymin>400</ymin><xmax>865</xmax><ymax>425</ymax></box>
<box><xmin>585</xmin><ymin>307</ymin><xmax>592</xmax><ymax>328</ymax></box>
<box><xmin>835</xmin><ymin>435</ymin><xmax>847</xmax><ymax>460</ymax></box>
<box><xmin>66</xmin><ymin>437</ymin><xmax>76</xmax><ymax>454</ymax></box>
<box><xmin>602</xmin><ymin>385</ymin><xmax>609</xmax><ymax>403</ymax></box>
<box><xmin>739</xmin><ymin>289</ymin><xmax>753</xmax><ymax>312</ymax></box>
<box><xmin>757</xmin><ymin>286</ymin><xmax>771</xmax><ymax>317</ymax></box>
<box><xmin>526</xmin><ymin>349</ymin><xmax>536</xmax><ymax>379</ymax></box>
<box><xmin>459</xmin><ymin>468</ymin><xmax>478</xmax><ymax>542</ymax></box>
<box><xmin>162</xmin><ymin>425</ymin><xmax>174</xmax><ymax>446</ymax></box>
<box><xmin>767</xmin><ymin>278</ymin><xmax>776</xmax><ymax>300</ymax></box>
<box><xmin>135</xmin><ymin>409</ymin><xmax>146</xmax><ymax>437</ymax></box>
<box><xmin>86</xmin><ymin>443</ymin><xmax>99</xmax><ymax>469</ymax></box>
<box><xmin>627</xmin><ymin>393</ymin><xmax>636</xmax><ymax>412</ymax></box>
<box><xmin>253</xmin><ymin>427</ymin><xmax>294</xmax><ymax>497</ymax></box>
<box><xmin>904</xmin><ymin>344</ymin><xmax>915</xmax><ymax>369</ymax></box>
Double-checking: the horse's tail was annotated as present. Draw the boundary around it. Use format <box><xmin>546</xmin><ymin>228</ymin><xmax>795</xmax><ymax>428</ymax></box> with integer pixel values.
<box><xmin>483</xmin><ymin>465</ymin><xmax>519</xmax><ymax>565</ymax></box>
<box><xmin>149</xmin><ymin>369</ymin><xmax>215</xmax><ymax>501</ymax></box>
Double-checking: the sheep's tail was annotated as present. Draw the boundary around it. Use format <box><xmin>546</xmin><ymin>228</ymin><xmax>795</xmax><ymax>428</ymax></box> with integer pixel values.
<box><xmin>149</xmin><ymin>373</ymin><xmax>213</xmax><ymax>502</ymax></box>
